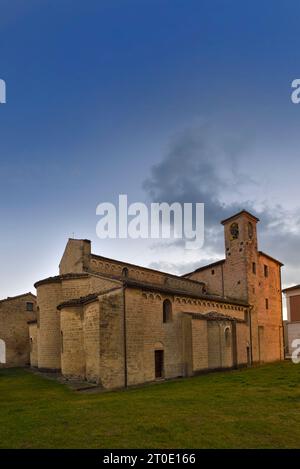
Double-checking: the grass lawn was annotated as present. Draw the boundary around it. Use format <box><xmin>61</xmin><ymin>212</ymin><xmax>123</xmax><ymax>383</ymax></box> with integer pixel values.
<box><xmin>0</xmin><ymin>361</ymin><xmax>300</xmax><ymax>449</ymax></box>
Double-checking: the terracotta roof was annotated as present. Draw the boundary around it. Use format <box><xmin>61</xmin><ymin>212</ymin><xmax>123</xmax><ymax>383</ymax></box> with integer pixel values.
<box><xmin>0</xmin><ymin>292</ymin><xmax>36</xmax><ymax>303</ymax></box>
<box><xmin>220</xmin><ymin>210</ymin><xmax>260</xmax><ymax>225</ymax></box>
<box><xmin>184</xmin><ymin>311</ymin><xmax>246</xmax><ymax>323</ymax></box>
<box><xmin>182</xmin><ymin>259</ymin><xmax>225</xmax><ymax>277</ymax></box>
<box><xmin>282</xmin><ymin>284</ymin><xmax>300</xmax><ymax>293</ymax></box>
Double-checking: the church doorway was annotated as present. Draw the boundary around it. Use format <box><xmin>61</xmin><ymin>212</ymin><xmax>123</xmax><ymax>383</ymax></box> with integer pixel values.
<box><xmin>155</xmin><ymin>350</ymin><xmax>164</xmax><ymax>379</ymax></box>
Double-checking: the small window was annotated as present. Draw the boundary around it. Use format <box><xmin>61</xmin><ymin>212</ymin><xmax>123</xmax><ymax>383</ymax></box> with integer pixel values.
<box><xmin>264</xmin><ymin>265</ymin><xmax>269</xmax><ymax>278</ymax></box>
<box><xmin>224</xmin><ymin>327</ymin><xmax>231</xmax><ymax>347</ymax></box>
<box><xmin>60</xmin><ymin>331</ymin><xmax>64</xmax><ymax>353</ymax></box>
<box><xmin>265</xmin><ymin>298</ymin><xmax>269</xmax><ymax>310</ymax></box>
<box><xmin>26</xmin><ymin>302</ymin><xmax>34</xmax><ymax>312</ymax></box>
<box><xmin>122</xmin><ymin>267</ymin><xmax>129</xmax><ymax>278</ymax></box>
<box><xmin>211</xmin><ymin>269</ymin><xmax>215</xmax><ymax>275</ymax></box>
<box><xmin>252</xmin><ymin>262</ymin><xmax>256</xmax><ymax>274</ymax></box>
<box><xmin>30</xmin><ymin>337</ymin><xmax>33</xmax><ymax>353</ymax></box>
<box><xmin>163</xmin><ymin>299</ymin><xmax>172</xmax><ymax>323</ymax></box>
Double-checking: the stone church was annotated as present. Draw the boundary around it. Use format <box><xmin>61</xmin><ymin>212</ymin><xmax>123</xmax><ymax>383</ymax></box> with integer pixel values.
<box><xmin>24</xmin><ymin>210</ymin><xmax>284</xmax><ymax>389</ymax></box>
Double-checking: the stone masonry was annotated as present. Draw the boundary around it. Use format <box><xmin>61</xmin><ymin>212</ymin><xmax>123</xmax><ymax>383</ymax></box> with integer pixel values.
<box><xmin>25</xmin><ymin>210</ymin><xmax>284</xmax><ymax>390</ymax></box>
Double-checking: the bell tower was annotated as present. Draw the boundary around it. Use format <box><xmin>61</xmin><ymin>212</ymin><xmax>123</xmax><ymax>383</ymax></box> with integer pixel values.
<box><xmin>221</xmin><ymin>210</ymin><xmax>260</xmax><ymax>301</ymax></box>
<box><xmin>222</xmin><ymin>210</ymin><xmax>259</xmax><ymax>256</ymax></box>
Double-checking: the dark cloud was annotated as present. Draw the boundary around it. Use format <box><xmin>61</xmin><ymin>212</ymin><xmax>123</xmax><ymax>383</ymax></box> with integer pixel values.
<box><xmin>143</xmin><ymin>123</ymin><xmax>255</xmax><ymax>228</ymax></box>
<box><xmin>143</xmin><ymin>124</ymin><xmax>300</xmax><ymax>287</ymax></box>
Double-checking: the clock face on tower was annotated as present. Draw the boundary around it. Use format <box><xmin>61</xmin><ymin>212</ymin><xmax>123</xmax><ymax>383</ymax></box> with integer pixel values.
<box><xmin>230</xmin><ymin>222</ymin><xmax>239</xmax><ymax>240</ymax></box>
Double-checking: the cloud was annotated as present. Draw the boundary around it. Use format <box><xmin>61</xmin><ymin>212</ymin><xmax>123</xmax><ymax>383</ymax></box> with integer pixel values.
<box><xmin>143</xmin><ymin>123</ymin><xmax>300</xmax><ymax>287</ymax></box>
<box><xmin>143</xmin><ymin>122</ymin><xmax>255</xmax><ymax>228</ymax></box>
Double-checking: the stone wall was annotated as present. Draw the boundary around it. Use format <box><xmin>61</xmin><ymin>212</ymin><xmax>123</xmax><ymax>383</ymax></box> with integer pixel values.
<box><xmin>35</xmin><ymin>273</ymin><xmax>119</xmax><ymax>370</ymax></box>
<box><xmin>28</xmin><ymin>322</ymin><xmax>38</xmax><ymax>367</ymax></box>
<box><xmin>60</xmin><ymin>305</ymin><xmax>85</xmax><ymax>379</ymax></box>
<box><xmin>0</xmin><ymin>294</ymin><xmax>36</xmax><ymax>368</ymax></box>
<box><xmin>190</xmin><ymin>319</ymin><xmax>208</xmax><ymax>372</ymax></box>
<box><xmin>186</xmin><ymin>263</ymin><xmax>224</xmax><ymax>297</ymax></box>
<box><xmin>124</xmin><ymin>287</ymin><xmax>249</xmax><ymax>386</ymax></box>
<box><xmin>36</xmin><ymin>281</ymin><xmax>62</xmax><ymax>370</ymax></box>
<box><xmin>247</xmin><ymin>254</ymin><xmax>283</xmax><ymax>363</ymax></box>
<box><xmin>98</xmin><ymin>288</ymin><xmax>125</xmax><ymax>389</ymax></box>
<box><xmin>59</xmin><ymin>287</ymin><xmax>125</xmax><ymax>389</ymax></box>
<box><xmin>83</xmin><ymin>301</ymin><xmax>100</xmax><ymax>383</ymax></box>
<box><xmin>89</xmin><ymin>255</ymin><xmax>205</xmax><ymax>295</ymax></box>
<box><xmin>186</xmin><ymin>212</ymin><xmax>283</xmax><ymax>365</ymax></box>
<box><xmin>59</xmin><ymin>239</ymin><xmax>91</xmax><ymax>274</ymax></box>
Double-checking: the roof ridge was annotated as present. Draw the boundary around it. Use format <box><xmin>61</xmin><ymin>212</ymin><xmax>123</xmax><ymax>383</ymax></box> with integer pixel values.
<box><xmin>0</xmin><ymin>292</ymin><xmax>36</xmax><ymax>303</ymax></box>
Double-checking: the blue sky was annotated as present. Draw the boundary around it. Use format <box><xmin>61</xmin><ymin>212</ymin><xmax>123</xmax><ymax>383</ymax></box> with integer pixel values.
<box><xmin>1</xmin><ymin>0</ymin><xmax>300</xmax><ymax>299</ymax></box>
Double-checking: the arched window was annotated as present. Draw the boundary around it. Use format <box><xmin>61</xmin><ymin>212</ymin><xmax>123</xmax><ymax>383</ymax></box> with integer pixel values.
<box><xmin>0</xmin><ymin>339</ymin><xmax>6</xmax><ymax>364</ymax></box>
<box><xmin>230</xmin><ymin>222</ymin><xmax>239</xmax><ymax>240</ymax></box>
<box><xmin>122</xmin><ymin>267</ymin><xmax>129</xmax><ymax>278</ymax></box>
<box><xmin>163</xmin><ymin>299</ymin><xmax>172</xmax><ymax>323</ymax></box>
<box><xmin>224</xmin><ymin>327</ymin><xmax>231</xmax><ymax>347</ymax></box>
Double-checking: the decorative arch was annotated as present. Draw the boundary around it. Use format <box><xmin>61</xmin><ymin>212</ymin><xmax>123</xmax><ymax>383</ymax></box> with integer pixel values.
<box><xmin>154</xmin><ymin>341</ymin><xmax>164</xmax><ymax>350</ymax></box>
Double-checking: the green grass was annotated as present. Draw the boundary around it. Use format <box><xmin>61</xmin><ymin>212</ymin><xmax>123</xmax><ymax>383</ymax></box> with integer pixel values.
<box><xmin>0</xmin><ymin>362</ymin><xmax>300</xmax><ymax>448</ymax></box>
